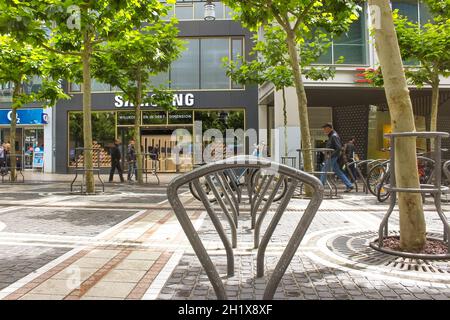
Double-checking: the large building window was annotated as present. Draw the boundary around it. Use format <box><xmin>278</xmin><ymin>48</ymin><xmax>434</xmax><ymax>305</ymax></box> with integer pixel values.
<box><xmin>200</xmin><ymin>38</ymin><xmax>229</xmax><ymax>89</ymax></box>
<box><xmin>160</xmin><ymin>37</ymin><xmax>244</xmax><ymax>90</ymax></box>
<box><xmin>391</xmin><ymin>1</ymin><xmax>433</xmax><ymax>65</ymax></box>
<box><xmin>391</xmin><ymin>0</ymin><xmax>433</xmax><ymax>25</ymax></box>
<box><xmin>161</xmin><ymin>1</ymin><xmax>232</xmax><ymax>20</ymax></box>
<box><xmin>68</xmin><ymin>111</ymin><xmax>116</xmax><ymax>167</ymax></box>
<box><xmin>70</xmin><ymin>37</ymin><xmax>244</xmax><ymax>92</ymax></box>
<box><xmin>171</xmin><ymin>39</ymin><xmax>200</xmax><ymax>89</ymax></box>
<box><xmin>315</xmin><ymin>9</ymin><xmax>367</xmax><ymax>65</ymax></box>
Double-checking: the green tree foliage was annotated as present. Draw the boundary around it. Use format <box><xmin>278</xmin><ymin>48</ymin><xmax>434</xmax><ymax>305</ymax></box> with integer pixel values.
<box><xmin>0</xmin><ymin>35</ymin><xmax>69</xmax><ymax>180</ymax></box>
<box><xmin>366</xmin><ymin>1</ymin><xmax>450</xmax><ymax>136</ymax></box>
<box><xmin>222</xmin><ymin>0</ymin><xmax>361</xmax><ymax>175</ymax></box>
<box><xmin>92</xmin><ymin>17</ymin><xmax>183</xmax><ymax>183</ymax></box>
<box><xmin>224</xmin><ymin>23</ymin><xmax>342</xmax><ymax>156</ymax></box>
<box><xmin>1</xmin><ymin>0</ymin><xmax>176</xmax><ymax>192</ymax></box>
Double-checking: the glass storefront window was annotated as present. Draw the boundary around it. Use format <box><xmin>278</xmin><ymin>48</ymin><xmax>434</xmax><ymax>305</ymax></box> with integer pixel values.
<box><xmin>117</xmin><ymin>111</ymin><xmax>135</xmax><ymax>126</ymax></box>
<box><xmin>367</xmin><ymin>106</ymin><xmax>427</xmax><ymax>159</ymax></box>
<box><xmin>171</xmin><ymin>39</ymin><xmax>200</xmax><ymax>89</ymax></box>
<box><xmin>68</xmin><ymin>111</ymin><xmax>116</xmax><ymax>167</ymax></box>
<box><xmin>194</xmin><ymin>110</ymin><xmax>245</xmax><ymax>161</ymax></box>
<box><xmin>0</xmin><ymin>128</ymin><xmax>22</xmax><ymax>153</ymax></box>
<box><xmin>200</xmin><ymin>38</ymin><xmax>230</xmax><ymax>89</ymax></box>
<box><xmin>68</xmin><ymin>108</ymin><xmax>246</xmax><ymax>169</ymax></box>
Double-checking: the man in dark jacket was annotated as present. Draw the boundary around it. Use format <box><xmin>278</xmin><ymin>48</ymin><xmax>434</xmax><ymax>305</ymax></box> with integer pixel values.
<box><xmin>109</xmin><ymin>139</ymin><xmax>124</xmax><ymax>182</ymax></box>
<box><xmin>321</xmin><ymin>123</ymin><xmax>354</xmax><ymax>192</ymax></box>
<box><xmin>127</xmin><ymin>139</ymin><xmax>137</xmax><ymax>181</ymax></box>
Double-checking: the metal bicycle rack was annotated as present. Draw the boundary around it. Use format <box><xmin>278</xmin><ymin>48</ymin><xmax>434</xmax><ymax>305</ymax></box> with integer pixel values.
<box><xmin>371</xmin><ymin>132</ymin><xmax>450</xmax><ymax>258</ymax></box>
<box><xmin>1</xmin><ymin>153</ymin><xmax>25</xmax><ymax>183</ymax></box>
<box><xmin>70</xmin><ymin>147</ymin><xmax>105</xmax><ymax>194</ymax></box>
<box><xmin>297</xmin><ymin>148</ymin><xmax>338</xmax><ymax>198</ymax></box>
<box><xmin>167</xmin><ymin>155</ymin><xmax>324</xmax><ymax>300</ymax></box>
<box><xmin>140</xmin><ymin>153</ymin><xmax>160</xmax><ymax>185</ymax></box>
<box><xmin>444</xmin><ymin>160</ymin><xmax>450</xmax><ymax>184</ymax></box>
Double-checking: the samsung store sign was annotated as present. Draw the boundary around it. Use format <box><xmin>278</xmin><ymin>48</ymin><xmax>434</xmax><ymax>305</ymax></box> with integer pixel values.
<box><xmin>114</xmin><ymin>93</ymin><xmax>195</xmax><ymax>108</ymax></box>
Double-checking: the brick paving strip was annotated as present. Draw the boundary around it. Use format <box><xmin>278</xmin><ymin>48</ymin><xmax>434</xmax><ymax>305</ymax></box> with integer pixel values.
<box><xmin>1</xmin><ymin>195</ymin><xmax>201</xmax><ymax>300</ymax></box>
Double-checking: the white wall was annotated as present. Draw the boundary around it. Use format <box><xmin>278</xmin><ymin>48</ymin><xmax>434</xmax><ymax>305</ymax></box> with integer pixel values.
<box><xmin>43</xmin><ymin>106</ymin><xmax>53</xmax><ymax>173</ymax></box>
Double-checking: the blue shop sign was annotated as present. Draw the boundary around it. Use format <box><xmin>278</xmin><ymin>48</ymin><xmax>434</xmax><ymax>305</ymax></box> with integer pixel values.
<box><xmin>0</xmin><ymin>109</ymin><xmax>48</xmax><ymax>125</ymax></box>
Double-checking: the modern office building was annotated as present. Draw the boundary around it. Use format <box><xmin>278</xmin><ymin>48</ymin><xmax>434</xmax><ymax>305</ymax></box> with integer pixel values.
<box><xmin>0</xmin><ymin>78</ymin><xmax>53</xmax><ymax>172</ymax></box>
<box><xmin>55</xmin><ymin>0</ymin><xmax>258</xmax><ymax>173</ymax></box>
<box><xmin>0</xmin><ymin>1</ymin><xmax>257</xmax><ymax>173</ymax></box>
<box><xmin>1</xmin><ymin>1</ymin><xmax>449</xmax><ymax>174</ymax></box>
<box><xmin>258</xmin><ymin>0</ymin><xmax>450</xmax><ymax>165</ymax></box>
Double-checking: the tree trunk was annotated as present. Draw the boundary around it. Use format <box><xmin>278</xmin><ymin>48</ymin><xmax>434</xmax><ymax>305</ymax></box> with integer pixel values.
<box><xmin>285</xmin><ymin>30</ymin><xmax>313</xmax><ymax>196</ymax></box>
<box><xmin>285</xmin><ymin>30</ymin><xmax>313</xmax><ymax>174</ymax></box>
<box><xmin>134</xmin><ymin>80</ymin><xmax>143</xmax><ymax>184</ymax></box>
<box><xmin>429</xmin><ymin>78</ymin><xmax>440</xmax><ymax>151</ymax></box>
<box><xmin>282</xmin><ymin>87</ymin><xmax>288</xmax><ymax>157</ymax></box>
<box><xmin>10</xmin><ymin>81</ymin><xmax>21</xmax><ymax>182</ymax></box>
<box><xmin>82</xmin><ymin>29</ymin><xmax>95</xmax><ymax>193</ymax></box>
<box><xmin>370</xmin><ymin>0</ymin><xmax>426</xmax><ymax>251</ymax></box>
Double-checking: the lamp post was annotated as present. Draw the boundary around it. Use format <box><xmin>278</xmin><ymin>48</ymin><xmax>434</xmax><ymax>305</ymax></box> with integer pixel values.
<box><xmin>204</xmin><ymin>0</ymin><xmax>216</xmax><ymax>21</ymax></box>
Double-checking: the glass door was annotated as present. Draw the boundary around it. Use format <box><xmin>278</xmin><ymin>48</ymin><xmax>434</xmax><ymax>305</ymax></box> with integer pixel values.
<box><xmin>24</xmin><ymin>128</ymin><xmax>44</xmax><ymax>168</ymax></box>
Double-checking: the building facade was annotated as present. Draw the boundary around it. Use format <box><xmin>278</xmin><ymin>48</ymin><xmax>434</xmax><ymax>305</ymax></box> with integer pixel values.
<box><xmin>0</xmin><ymin>1</ymin><xmax>258</xmax><ymax>174</ymax></box>
<box><xmin>258</xmin><ymin>0</ymin><xmax>450</xmax><ymax>165</ymax></box>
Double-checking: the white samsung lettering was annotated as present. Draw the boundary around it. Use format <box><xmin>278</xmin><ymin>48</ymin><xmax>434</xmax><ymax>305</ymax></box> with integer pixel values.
<box><xmin>115</xmin><ymin>93</ymin><xmax>194</xmax><ymax>108</ymax></box>
<box><xmin>185</xmin><ymin>93</ymin><xmax>194</xmax><ymax>106</ymax></box>
<box><xmin>114</xmin><ymin>95</ymin><xmax>124</xmax><ymax>108</ymax></box>
<box><xmin>173</xmin><ymin>94</ymin><xmax>183</xmax><ymax>107</ymax></box>
<box><xmin>150</xmin><ymin>94</ymin><xmax>157</xmax><ymax>107</ymax></box>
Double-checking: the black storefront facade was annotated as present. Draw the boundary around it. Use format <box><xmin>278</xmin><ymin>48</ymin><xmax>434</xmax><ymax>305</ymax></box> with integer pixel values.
<box><xmin>54</xmin><ymin>19</ymin><xmax>258</xmax><ymax>174</ymax></box>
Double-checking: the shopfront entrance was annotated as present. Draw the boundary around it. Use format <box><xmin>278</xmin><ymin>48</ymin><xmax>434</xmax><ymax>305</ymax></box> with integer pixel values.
<box><xmin>69</xmin><ymin>109</ymin><xmax>246</xmax><ymax>173</ymax></box>
<box><xmin>141</xmin><ymin>128</ymin><xmax>193</xmax><ymax>173</ymax></box>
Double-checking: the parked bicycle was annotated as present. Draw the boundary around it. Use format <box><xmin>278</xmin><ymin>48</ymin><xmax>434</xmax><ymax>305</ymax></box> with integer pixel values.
<box><xmin>189</xmin><ymin>144</ymin><xmax>288</xmax><ymax>203</ymax></box>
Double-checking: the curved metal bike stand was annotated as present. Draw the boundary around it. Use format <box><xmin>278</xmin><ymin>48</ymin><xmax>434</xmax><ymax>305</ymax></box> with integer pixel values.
<box><xmin>344</xmin><ymin>159</ymin><xmax>360</xmax><ymax>192</ymax></box>
<box><xmin>167</xmin><ymin>156</ymin><xmax>324</xmax><ymax>300</ymax></box>
<box><xmin>372</xmin><ymin>132</ymin><xmax>450</xmax><ymax>258</ymax></box>
<box><xmin>70</xmin><ymin>148</ymin><xmax>105</xmax><ymax>194</ymax></box>
<box><xmin>139</xmin><ymin>153</ymin><xmax>160</xmax><ymax>185</ymax></box>
<box><xmin>297</xmin><ymin>148</ymin><xmax>338</xmax><ymax>198</ymax></box>
<box><xmin>444</xmin><ymin>160</ymin><xmax>450</xmax><ymax>184</ymax></box>
<box><xmin>352</xmin><ymin>159</ymin><xmax>375</xmax><ymax>194</ymax></box>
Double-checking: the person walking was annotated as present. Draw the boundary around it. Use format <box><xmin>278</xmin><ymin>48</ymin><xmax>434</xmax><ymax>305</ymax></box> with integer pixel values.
<box><xmin>0</xmin><ymin>143</ymin><xmax>6</xmax><ymax>174</ymax></box>
<box><xmin>126</xmin><ymin>139</ymin><xmax>137</xmax><ymax>181</ymax></box>
<box><xmin>343</xmin><ymin>137</ymin><xmax>358</xmax><ymax>182</ymax></box>
<box><xmin>321</xmin><ymin>123</ymin><xmax>354</xmax><ymax>192</ymax></box>
<box><xmin>109</xmin><ymin>139</ymin><xmax>124</xmax><ymax>183</ymax></box>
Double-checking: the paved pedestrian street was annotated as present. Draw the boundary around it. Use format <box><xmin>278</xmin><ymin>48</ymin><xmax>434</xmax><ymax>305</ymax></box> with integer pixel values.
<box><xmin>0</xmin><ymin>179</ymin><xmax>449</xmax><ymax>300</ymax></box>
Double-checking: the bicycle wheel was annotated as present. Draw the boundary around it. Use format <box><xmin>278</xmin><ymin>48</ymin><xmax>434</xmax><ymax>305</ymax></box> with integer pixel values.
<box><xmin>376</xmin><ymin>171</ymin><xmax>391</xmax><ymax>202</ymax></box>
<box><xmin>189</xmin><ymin>176</ymin><xmax>217</xmax><ymax>203</ymax></box>
<box><xmin>367</xmin><ymin>163</ymin><xmax>387</xmax><ymax>197</ymax></box>
<box><xmin>250</xmin><ymin>169</ymin><xmax>288</xmax><ymax>202</ymax></box>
